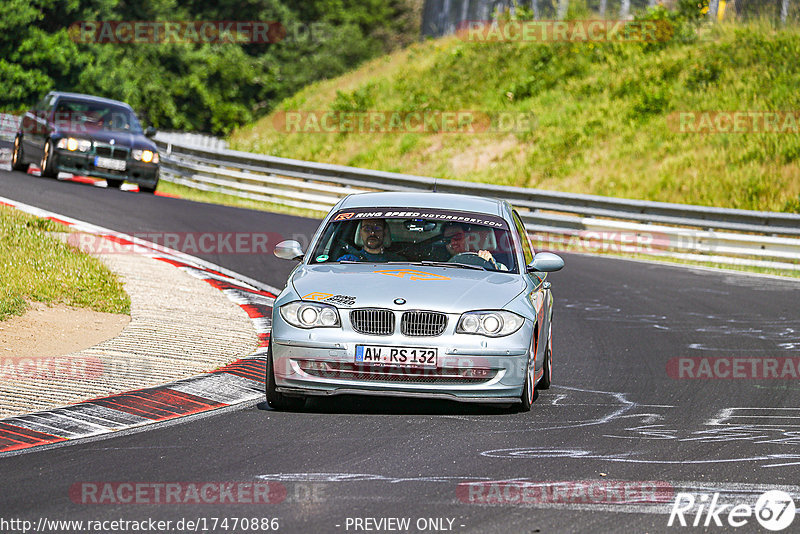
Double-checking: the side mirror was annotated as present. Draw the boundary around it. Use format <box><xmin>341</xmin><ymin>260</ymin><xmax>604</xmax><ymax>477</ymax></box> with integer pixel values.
<box><xmin>274</xmin><ymin>240</ymin><xmax>304</xmax><ymax>261</ymax></box>
<box><xmin>144</xmin><ymin>126</ymin><xmax>157</xmax><ymax>138</ymax></box>
<box><xmin>527</xmin><ymin>252</ymin><xmax>564</xmax><ymax>273</ymax></box>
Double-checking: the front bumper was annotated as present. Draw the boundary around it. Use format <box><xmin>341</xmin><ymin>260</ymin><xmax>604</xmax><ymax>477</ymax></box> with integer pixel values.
<box><xmin>271</xmin><ymin>313</ymin><xmax>533</xmax><ymax>403</ymax></box>
<box><xmin>54</xmin><ymin>149</ymin><xmax>159</xmax><ymax>186</ymax></box>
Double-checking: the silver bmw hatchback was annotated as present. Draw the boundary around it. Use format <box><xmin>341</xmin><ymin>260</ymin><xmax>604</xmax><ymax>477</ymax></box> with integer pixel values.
<box><xmin>269</xmin><ymin>191</ymin><xmax>564</xmax><ymax>411</ymax></box>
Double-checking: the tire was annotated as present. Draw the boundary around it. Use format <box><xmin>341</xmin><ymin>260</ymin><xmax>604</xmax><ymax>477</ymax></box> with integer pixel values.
<box><xmin>40</xmin><ymin>139</ymin><xmax>57</xmax><ymax>178</ymax></box>
<box><xmin>11</xmin><ymin>136</ymin><xmax>27</xmax><ymax>171</ymax></box>
<box><xmin>536</xmin><ymin>324</ymin><xmax>552</xmax><ymax>390</ymax></box>
<box><xmin>518</xmin><ymin>337</ymin><xmax>536</xmax><ymax>412</ymax></box>
<box><xmin>265</xmin><ymin>342</ymin><xmax>304</xmax><ymax>411</ymax></box>
<box><xmin>106</xmin><ymin>179</ymin><xmax>124</xmax><ymax>189</ymax></box>
<box><xmin>139</xmin><ymin>182</ymin><xmax>157</xmax><ymax>194</ymax></box>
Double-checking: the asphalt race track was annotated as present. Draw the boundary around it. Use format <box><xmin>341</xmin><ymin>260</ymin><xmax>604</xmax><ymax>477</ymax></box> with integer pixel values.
<box><xmin>1</xmin><ymin>168</ymin><xmax>799</xmax><ymax>533</ymax></box>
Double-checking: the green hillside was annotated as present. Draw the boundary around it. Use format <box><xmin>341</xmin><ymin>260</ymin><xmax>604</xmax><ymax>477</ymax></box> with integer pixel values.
<box><xmin>230</xmin><ymin>9</ymin><xmax>800</xmax><ymax>213</ymax></box>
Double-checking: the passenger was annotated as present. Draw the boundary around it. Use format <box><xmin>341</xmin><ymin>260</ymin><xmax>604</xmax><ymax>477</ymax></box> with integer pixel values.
<box><xmin>337</xmin><ymin>219</ymin><xmax>404</xmax><ymax>262</ymax></box>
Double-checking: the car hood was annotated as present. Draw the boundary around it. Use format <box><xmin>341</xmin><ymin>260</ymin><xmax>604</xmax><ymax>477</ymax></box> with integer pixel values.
<box><xmin>290</xmin><ymin>263</ymin><xmax>526</xmax><ymax>312</ymax></box>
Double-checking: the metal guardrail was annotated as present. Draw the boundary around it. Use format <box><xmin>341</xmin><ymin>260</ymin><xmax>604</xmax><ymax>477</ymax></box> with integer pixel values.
<box><xmin>0</xmin><ymin>113</ymin><xmax>19</xmax><ymax>143</ymax></box>
<box><xmin>154</xmin><ymin>131</ymin><xmax>228</xmax><ymax>152</ymax></box>
<box><xmin>155</xmin><ymin>139</ymin><xmax>800</xmax><ymax>271</ymax></box>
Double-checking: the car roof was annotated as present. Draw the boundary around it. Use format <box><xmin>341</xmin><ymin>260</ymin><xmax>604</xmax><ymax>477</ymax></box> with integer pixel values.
<box><xmin>338</xmin><ymin>192</ymin><xmax>508</xmax><ymax>217</ymax></box>
<box><xmin>47</xmin><ymin>92</ymin><xmax>134</xmax><ymax>110</ymax></box>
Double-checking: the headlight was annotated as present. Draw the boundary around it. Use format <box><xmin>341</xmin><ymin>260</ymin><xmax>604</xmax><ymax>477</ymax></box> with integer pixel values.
<box><xmin>132</xmin><ymin>149</ymin><xmax>159</xmax><ymax>164</ymax></box>
<box><xmin>57</xmin><ymin>137</ymin><xmax>91</xmax><ymax>152</ymax></box>
<box><xmin>456</xmin><ymin>310</ymin><xmax>524</xmax><ymax>337</ymax></box>
<box><xmin>280</xmin><ymin>301</ymin><xmax>341</xmax><ymax>329</ymax></box>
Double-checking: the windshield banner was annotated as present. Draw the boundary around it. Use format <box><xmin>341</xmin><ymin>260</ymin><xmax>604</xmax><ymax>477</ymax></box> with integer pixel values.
<box><xmin>330</xmin><ymin>207</ymin><xmax>509</xmax><ymax>229</ymax></box>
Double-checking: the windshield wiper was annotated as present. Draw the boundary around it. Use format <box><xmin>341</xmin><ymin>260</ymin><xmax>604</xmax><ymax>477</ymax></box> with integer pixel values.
<box><xmin>416</xmin><ymin>261</ymin><xmax>485</xmax><ymax>271</ymax></box>
<box><xmin>335</xmin><ymin>260</ymin><xmax>411</xmax><ymax>265</ymax></box>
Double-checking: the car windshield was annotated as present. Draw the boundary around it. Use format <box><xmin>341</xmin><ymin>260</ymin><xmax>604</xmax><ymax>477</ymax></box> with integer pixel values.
<box><xmin>54</xmin><ymin>100</ymin><xmax>143</xmax><ymax>134</ymax></box>
<box><xmin>308</xmin><ymin>208</ymin><xmax>519</xmax><ymax>273</ymax></box>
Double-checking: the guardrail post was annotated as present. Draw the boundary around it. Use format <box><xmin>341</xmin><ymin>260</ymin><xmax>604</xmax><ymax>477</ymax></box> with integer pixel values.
<box><xmin>620</xmin><ymin>0</ymin><xmax>630</xmax><ymax>18</ymax></box>
<box><xmin>557</xmin><ymin>0</ymin><xmax>569</xmax><ymax>19</ymax></box>
<box><xmin>708</xmin><ymin>0</ymin><xmax>719</xmax><ymax>21</ymax></box>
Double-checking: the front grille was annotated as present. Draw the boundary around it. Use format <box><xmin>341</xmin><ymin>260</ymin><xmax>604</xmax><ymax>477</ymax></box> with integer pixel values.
<box><xmin>94</xmin><ymin>145</ymin><xmax>129</xmax><ymax>160</ymax></box>
<box><xmin>401</xmin><ymin>311</ymin><xmax>447</xmax><ymax>337</ymax></box>
<box><xmin>297</xmin><ymin>360</ymin><xmax>496</xmax><ymax>384</ymax></box>
<box><xmin>350</xmin><ymin>309</ymin><xmax>395</xmax><ymax>336</ymax></box>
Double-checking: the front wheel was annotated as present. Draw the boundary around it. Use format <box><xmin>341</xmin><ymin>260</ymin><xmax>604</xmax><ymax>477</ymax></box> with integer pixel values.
<box><xmin>106</xmin><ymin>179</ymin><xmax>124</xmax><ymax>189</ymax></box>
<box><xmin>518</xmin><ymin>337</ymin><xmax>536</xmax><ymax>412</ymax></box>
<box><xmin>536</xmin><ymin>324</ymin><xmax>552</xmax><ymax>390</ymax></box>
<box><xmin>266</xmin><ymin>342</ymin><xmax>305</xmax><ymax>411</ymax></box>
<box><xmin>40</xmin><ymin>139</ymin><xmax>57</xmax><ymax>178</ymax></box>
<box><xmin>11</xmin><ymin>136</ymin><xmax>27</xmax><ymax>171</ymax></box>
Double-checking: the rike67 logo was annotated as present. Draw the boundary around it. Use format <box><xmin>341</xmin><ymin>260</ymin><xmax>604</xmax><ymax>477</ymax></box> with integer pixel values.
<box><xmin>668</xmin><ymin>490</ymin><xmax>796</xmax><ymax>531</ymax></box>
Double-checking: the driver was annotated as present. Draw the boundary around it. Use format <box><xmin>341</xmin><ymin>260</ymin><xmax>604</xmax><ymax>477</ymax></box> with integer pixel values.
<box><xmin>337</xmin><ymin>218</ymin><xmax>404</xmax><ymax>262</ymax></box>
<box><xmin>431</xmin><ymin>223</ymin><xmax>500</xmax><ymax>267</ymax></box>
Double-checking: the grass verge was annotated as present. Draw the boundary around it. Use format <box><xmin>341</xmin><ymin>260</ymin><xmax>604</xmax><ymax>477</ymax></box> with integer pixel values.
<box><xmin>0</xmin><ymin>207</ymin><xmax>130</xmax><ymax>321</ymax></box>
<box><xmin>156</xmin><ymin>180</ymin><xmax>328</xmax><ymax>219</ymax></box>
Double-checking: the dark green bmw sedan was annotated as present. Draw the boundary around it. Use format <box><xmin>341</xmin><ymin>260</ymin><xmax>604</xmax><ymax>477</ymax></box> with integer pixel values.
<box><xmin>11</xmin><ymin>91</ymin><xmax>160</xmax><ymax>193</ymax></box>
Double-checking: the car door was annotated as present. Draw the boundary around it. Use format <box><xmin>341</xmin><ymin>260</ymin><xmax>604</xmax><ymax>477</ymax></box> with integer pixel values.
<box><xmin>512</xmin><ymin>209</ymin><xmax>549</xmax><ymax>377</ymax></box>
<box><xmin>20</xmin><ymin>103</ymin><xmax>42</xmax><ymax>159</ymax></box>
<box><xmin>24</xmin><ymin>94</ymin><xmax>55</xmax><ymax>160</ymax></box>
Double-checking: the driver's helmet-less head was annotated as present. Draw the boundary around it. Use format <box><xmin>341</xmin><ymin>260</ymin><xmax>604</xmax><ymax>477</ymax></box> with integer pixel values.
<box><xmin>442</xmin><ymin>222</ymin><xmax>470</xmax><ymax>255</ymax></box>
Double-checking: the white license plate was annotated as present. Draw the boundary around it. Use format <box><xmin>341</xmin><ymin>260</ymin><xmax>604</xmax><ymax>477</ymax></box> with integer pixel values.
<box><xmin>94</xmin><ymin>156</ymin><xmax>126</xmax><ymax>171</ymax></box>
<box><xmin>355</xmin><ymin>345</ymin><xmax>437</xmax><ymax>368</ymax></box>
